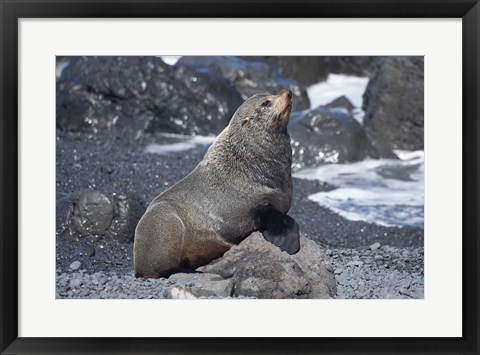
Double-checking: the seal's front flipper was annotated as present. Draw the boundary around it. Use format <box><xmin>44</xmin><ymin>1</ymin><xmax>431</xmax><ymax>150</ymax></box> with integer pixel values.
<box><xmin>258</xmin><ymin>210</ymin><xmax>300</xmax><ymax>254</ymax></box>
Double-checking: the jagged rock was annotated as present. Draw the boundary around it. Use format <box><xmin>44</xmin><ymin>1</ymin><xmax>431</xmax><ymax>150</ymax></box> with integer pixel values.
<box><xmin>178</xmin><ymin>56</ymin><xmax>310</xmax><ymax>111</ymax></box>
<box><xmin>363</xmin><ymin>56</ymin><xmax>424</xmax><ymax>151</ymax></box>
<box><xmin>197</xmin><ymin>232</ymin><xmax>336</xmax><ymax>299</ymax></box>
<box><xmin>242</xmin><ymin>56</ymin><xmax>377</xmax><ymax>86</ymax></box>
<box><xmin>319</xmin><ymin>56</ymin><xmax>376</xmax><ymax>78</ymax></box>
<box><xmin>325</xmin><ymin>95</ymin><xmax>355</xmax><ymax>112</ymax></box>
<box><xmin>288</xmin><ymin>107</ymin><xmax>384</xmax><ymax>169</ymax></box>
<box><xmin>56</xmin><ymin>56</ymin><xmax>243</xmax><ymax>136</ymax></box>
<box><xmin>167</xmin><ymin>273</ymin><xmax>234</xmax><ymax>299</ymax></box>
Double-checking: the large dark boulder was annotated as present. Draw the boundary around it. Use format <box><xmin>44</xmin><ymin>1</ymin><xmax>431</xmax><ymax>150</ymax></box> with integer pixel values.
<box><xmin>56</xmin><ymin>190</ymin><xmax>143</xmax><ymax>242</ymax></box>
<box><xmin>362</xmin><ymin>57</ymin><xmax>424</xmax><ymax>151</ymax></box>
<box><xmin>242</xmin><ymin>56</ymin><xmax>377</xmax><ymax>86</ymax></box>
<box><xmin>56</xmin><ymin>56</ymin><xmax>243</xmax><ymax>136</ymax></box>
<box><xmin>56</xmin><ymin>190</ymin><xmax>144</xmax><ymax>273</ymax></box>
<box><xmin>289</xmin><ymin>107</ymin><xmax>383</xmax><ymax>169</ymax></box>
<box><xmin>319</xmin><ymin>56</ymin><xmax>376</xmax><ymax>78</ymax></box>
<box><xmin>178</xmin><ymin>56</ymin><xmax>310</xmax><ymax>111</ymax></box>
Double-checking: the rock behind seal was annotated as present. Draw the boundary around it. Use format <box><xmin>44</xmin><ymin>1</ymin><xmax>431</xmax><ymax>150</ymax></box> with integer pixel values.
<box><xmin>363</xmin><ymin>56</ymin><xmax>424</xmax><ymax>151</ymax></box>
<box><xmin>241</xmin><ymin>56</ymin><xmax>377</xmax><ymax>86</ymax></box>
<box><xmin>177</xmin><ymin>56</ymin><xmax>311</xmax><ymax>112</ymax></box>
<box><xmin>56</xmin><ymin>56</ymin><xmax>243</xmax><ymax>137</ymax></box>
<box><xmin>289</xmin><ymin>107</ymin><xmax>385</xmax><ymax>169</ymax></box>
<box><xmin>196</xmin><ymin>232</ymin><xmax>336</xmax><ymax>299</ymax></box>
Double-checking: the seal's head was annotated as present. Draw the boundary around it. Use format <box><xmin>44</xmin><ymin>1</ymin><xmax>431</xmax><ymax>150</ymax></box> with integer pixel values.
<box><xmin>203</xmin><ymin>89</ymin><xmax>294</xmax><ymax>173</ymax></box>
<box><xmin>231</xmin><ymin>90</ymin><xmax>293</xmax><ymax>132</ymax></box>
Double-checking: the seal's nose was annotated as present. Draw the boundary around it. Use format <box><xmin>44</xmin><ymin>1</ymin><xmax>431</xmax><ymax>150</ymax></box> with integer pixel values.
<box><xmin>287</xmin><ymin>90</ymin><xmax>293</xmax><ymax>99</ymax></box>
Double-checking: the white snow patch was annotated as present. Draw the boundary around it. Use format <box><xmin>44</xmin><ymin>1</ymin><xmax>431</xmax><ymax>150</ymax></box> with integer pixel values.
<box><xmin>307</xmin><ymin>74</ymin><xmax>370</xmax><ymax>123</ymax></box>
<box><xmin>294</xmin><ymin>151</ymin><xmax>424</xmax><ymax>227</ymax></box>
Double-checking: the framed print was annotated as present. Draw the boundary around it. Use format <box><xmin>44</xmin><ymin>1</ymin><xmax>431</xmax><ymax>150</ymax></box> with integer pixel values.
<box><xmin>1</xmin><ymin>0</ymin><xmax>479</xmax><ymax>354</ymax></box>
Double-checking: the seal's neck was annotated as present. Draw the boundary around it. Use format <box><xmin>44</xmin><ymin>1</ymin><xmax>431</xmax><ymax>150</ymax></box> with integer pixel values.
<box><xmin>200</xmin><ymin>126</ymin><xmax>292</xmax><ymax>186</ymax></box>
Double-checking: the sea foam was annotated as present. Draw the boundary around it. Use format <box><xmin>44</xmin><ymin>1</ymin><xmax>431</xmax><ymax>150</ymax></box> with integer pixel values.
<box><xmin>294</xmin><ymin>151</ymin><xmax>424</xmax><ymax>227</ymax></box>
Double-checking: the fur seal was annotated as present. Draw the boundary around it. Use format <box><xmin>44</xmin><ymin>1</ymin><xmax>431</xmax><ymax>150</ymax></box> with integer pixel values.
<box><xmin>134</xmin><ymin>90</ymin><xmax>300</xmax><ymax>278</ymax></box>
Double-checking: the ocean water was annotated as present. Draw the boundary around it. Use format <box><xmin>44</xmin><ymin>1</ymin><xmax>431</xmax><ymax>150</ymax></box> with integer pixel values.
<box><xmin>306</xmin><ymin>74</ymin><xmax>369</xmax><ymax>123</ymax></box>
<box><xmin>304</xmin><ymin>74</ymin><xmax>424</xmax><ymax>228</ymax></box>
<box><xmin>144</xmin><ymin>134</ymin><xmax>216</xmax><ymax>155</ymax></box>
<box><xmin>56</xmin><ymin>61</ymin><xmax>70</xmax><ymax>79</ymax></box>
<box><xmin>294</xmin><ymin>151</ymin><xmax>424</xmax><ymax>227</ymax></box>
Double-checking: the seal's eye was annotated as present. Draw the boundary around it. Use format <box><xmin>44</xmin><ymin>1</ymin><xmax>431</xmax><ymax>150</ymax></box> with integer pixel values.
<box><xmin>261</xmin><ymin>100</ymin><xmax>272</xmax><ymax>109</ymax></box>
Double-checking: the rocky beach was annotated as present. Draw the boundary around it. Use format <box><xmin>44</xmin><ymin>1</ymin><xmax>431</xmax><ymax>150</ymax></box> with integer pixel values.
<box><xmin>56</xmin><ymin>56</ymin><xmax>424</xmax><ymax>299</ymax></box>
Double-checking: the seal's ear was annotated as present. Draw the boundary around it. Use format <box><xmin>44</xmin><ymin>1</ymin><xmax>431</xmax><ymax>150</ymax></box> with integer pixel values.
<box><xmin>257</xmin><ymin>210</ymin><xmax>300</xmax><ymax>254</ymax></box>
<box><xmin>242</xmin><ymin>118</ymin><xmax>250</xmax><ymax>127</ymax></box>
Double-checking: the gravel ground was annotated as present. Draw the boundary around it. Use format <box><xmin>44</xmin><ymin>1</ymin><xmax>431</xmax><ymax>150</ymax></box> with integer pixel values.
<box><xmin>328</xmin><ymin>244</ymin><xmax>424</xmax><ymax>299</ymax></box>
<box><xmin>56</xmin><ymin>270</ymin><xmax>171</xmax><ymax>299</ymax></box>
<box><xmin>56</xmin><ymin>129</ymin><xmax>424</xmax><ymax>299</ymax></box>
<box><xmin>56</xmin><ymin>243</ymin><xmax>424</xmax><ymax>299</ymax></box>
<box><xmin>56</xmin><ymin>130</ymin><xmax>203</xmax><ymax>205</ymax></box>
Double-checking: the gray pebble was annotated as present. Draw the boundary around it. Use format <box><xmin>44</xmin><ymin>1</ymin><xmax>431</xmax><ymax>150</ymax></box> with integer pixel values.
<box><xmin>69</xmin><ymin>261</ymin><xmax>81</xmax><ymax>270</ymax></box>
<box><xmin>369</xmin><ymin>242</ymin><xmax>381</xmax><ymax>250</ymax></box>
<box><xmin>401</xmin><ymin>278</ymin><xmax>412</xmax><ymax>289</ymax></box>
<box><xmin>347</xmin><ymin>261</ymin><xmax>364</xmax><ymax>267</ymax></box>
<box><xmin>70</xmin><ymin>278</ymin><xmax>82</xmax><ymax>289</ymax></box>
<box><xmin>357</xmin><ymin>281</ymin><xmax>365</xmax><ymax>292</ymax></box>
<box><xmin>336</xmin><ymin>273</ymin><xmax>350</xmax><ymax>286</ymax></box>
<box><xmin>398</xmin><ymin>288</ymin><xmax>412</xmax><ymax>297</ymax></box>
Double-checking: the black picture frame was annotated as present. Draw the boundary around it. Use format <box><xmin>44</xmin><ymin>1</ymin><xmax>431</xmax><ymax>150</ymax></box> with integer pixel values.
<box><xmin>1</xmin><ymin>1</ymin><xmax>479</xmax><ymax>354</ymax></box>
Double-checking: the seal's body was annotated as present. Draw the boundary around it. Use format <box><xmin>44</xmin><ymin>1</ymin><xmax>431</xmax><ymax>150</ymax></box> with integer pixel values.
<box><xmin>134</xmin><ymin>90</ymin><xmax>300</xmax><ymax>278</ymax></box>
